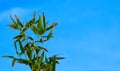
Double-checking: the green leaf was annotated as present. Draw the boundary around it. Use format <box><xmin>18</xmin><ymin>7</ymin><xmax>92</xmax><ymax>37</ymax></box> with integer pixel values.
<box><xmin>28</xmin><ymin>36</ymin><xmax>34</xmax><ymax>41</ymax></box>
<box><xmin>56</xmin><ymin>57</ymin><xmax>65</xmax><ymax>60</ymax></box>
<box><xmin>46</xmin><ymin>23</ymin><xmax>57</xmax><ymax>31</ymax></box>
<box><xmin>52</xmin><ymin>61</ymin><xmax>56</xmax><ymax>71</ymax></box>
<box><xmin>20</xmin><ymin>27</ymin><xmax>27</xmax><ymax>34</ymax></box>
<box><xmin>12</xmin><ymin>59</ymin><xmax>16</xmax><ymax>67</ymax></box>
<box><xmin>42</xmin><ymin>13</ymin><xmax>46</xmax><ymax>29</ymax></box>
<box><xmin>35</xmin><ymin>47</ymin><xmax>40</xmax><ymax>55</ymax></box>
<box><xmin>3</xmin><ymin>56</ymin><xmax>14</xmax><ymax>59</ymax></box>
<box><xmin>48</xmin><ymin>64</ymin><xmax>53</xmax><ymax>71</ymax></box>
<box><xmin>35</xmin><ymin>38</ymin><xmax>46</xmax><ymax>43</ymax></box>
<box><xmin>18</xmin><ymin>40</ymin><xmax>24</xmax><ymax>54</ymax></box>
<box><xmin>25</xmin><ymin>21</ymin><xmax>31</xmax><ymax>28</ymax></box>
<box><xmin>26</xmin><ymin>47</ymin><xmax>32</xmax><ymax>60</ymax></box>
<box><xmin>9</xmin><ymin>15</ymin><xmax>21</xmax><ymax>30</ymax></box>
<box><xmin>38</xmin><ymin>46</ymin><xmax>48</xmax><ymax>52</ymax></box>
<box><xmin>31</xmin><ymin>26</ymin><xmax>41</xmax><ymax>35</ymax></box>
<box><xmin>35</xmin><ymin>46</ymin><xmax>48</xmax><ymax>55</ymax></box>
<box><xmin>14</xmin><ymin>40</ymin><xmax>19</xmax><ymax>54</ymax></box>
<box><xmin>13</xmin><ymin>34</ymin><xmax>24</xmax><ymax>40</ymax></box>
<box><xmin>9</xmin><ymin>24</ymin><xmax>18</xmax><ymax>30</ymax></box>
<box><xmin>49</xmin><ymin>57</ymin><xmax>52</xmax><ymax>64</ymax></box>
<box><xmin>17</xmin><ymin>58</ymin><xmax>31</xmax><ymax>65</ymax></box>
<box><xmin>10</xmin><ymin>15</ymin><xmax>17</xmax><ymax>25</ymax></box>
<box><xmin>15</xmin><ymin>15</ymin><xmax>23</xmax><ymax>28</ymax></box>
<box><xmin>47</xmin><ymin>30</ymin><xmax>53</xmax><ymax>40</ymax></box>
<box><xmin>37</xmin><ymin>16</ymin><xmax>42</xmax><ymax>29</ymax></box>
<box><xmin>39</xmin><ymin>52</ymin><xmax>45</xmax><ymax>62</ymax></box>
<box><xmin>56</xmin><ymin>61</ymin><xmax>59</xmax><ymax>64</ymax></box>
<box><xmin>45</xmin><ymin>57</ymin><xmax>49</xmax><ymax>64</ymax></box>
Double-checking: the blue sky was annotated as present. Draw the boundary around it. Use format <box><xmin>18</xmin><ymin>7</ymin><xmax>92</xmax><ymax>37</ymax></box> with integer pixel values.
<box><xmin>1</xmin><ymin>0</ymin><xmax>120</xmax><ymax>71</ymax></box>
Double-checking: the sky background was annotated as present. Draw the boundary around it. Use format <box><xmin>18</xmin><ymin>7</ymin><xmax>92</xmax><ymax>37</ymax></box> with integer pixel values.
<box><xmin>1</xmin><ymin>0</ymin><xmax>120</xmax><ymax>71</ymax></box>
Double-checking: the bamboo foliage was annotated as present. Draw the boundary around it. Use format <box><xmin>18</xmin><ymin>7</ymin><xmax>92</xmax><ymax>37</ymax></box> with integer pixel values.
<box><xmin>3</xmin><ymin>12</ymin><xmax>64</xmax><ymax>71</ymax></box>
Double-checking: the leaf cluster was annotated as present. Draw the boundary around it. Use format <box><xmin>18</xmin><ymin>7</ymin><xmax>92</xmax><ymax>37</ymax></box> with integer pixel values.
<box><xmin>3</xmin><ymin>12</ymin><xmax>64</xmax><ymax>71</ymax></box>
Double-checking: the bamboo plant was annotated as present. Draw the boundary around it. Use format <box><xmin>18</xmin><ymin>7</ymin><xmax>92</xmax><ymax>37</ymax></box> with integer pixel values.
<box><xmin>3</xmin><ymin>12</ymin><xmax>64</xmax><ymax>71</ymax></box>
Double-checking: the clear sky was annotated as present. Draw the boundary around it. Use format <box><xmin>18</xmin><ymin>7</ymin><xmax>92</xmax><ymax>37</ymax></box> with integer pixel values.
<box><xmin>1</xmin><ymin>0</ymin><xmax>120</xmax><ymax>71</ymax></box>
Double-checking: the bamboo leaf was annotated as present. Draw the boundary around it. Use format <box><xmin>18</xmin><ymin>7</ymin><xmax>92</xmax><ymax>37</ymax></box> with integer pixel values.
<box><xmin>12</xmin><ymin>59</ymin><xmax>16</xmax><ymax>67</ymax></box>
<box><xmin>38</xmin><ymin>46</ymin><xmax>48</xmax><ymax>52</ymax></box>
<box><xmin>18</xmin><ymin>40</ymin><xmax>24</xmax><ymax>54</ymax></box>
<box><xmin>28</xmin><ymin>36</ymin><xmax>34</xmax><ymax>41</ymax></box>
<box><xmin>15</xmin><ymin>15</ymin><xmax>23</xmax><ymax>28</ymax></box>
<box><xmin>9</xmin><ymin>24</ymin><xmax>18</xmax><ymax>29</ymax></box>
<box><xmin>37</xmin><ymin>16</ymin><xmax>42</xmax><ymax>29</ymax></box>
<box><xmin>20</xmin><ymin>27</ymin><xmax>27</xmax><ymax>34</ymax></box>
<box><xmin>35</xmin><ymin>47</ymin><xmax>40</xmax><ymax>54</ymax></box>
<box><xmin>10</xmin><ymin>15</ymin><xmax>17</xmax><ymax>24</ymax></box>
<box><xmin>26</xmin><ymin>47</ymin><xmax>32</xmax><ymax>60</ymax></box>
<box><xmin>46</xmin><ymin>23</ymin><xmax>57</xmax><ymax>31</ymax></box>
<box><xmin>35</xmin><ymin>38</ymin><xmax>47</xmax><ymax>43</ymax></box>
<box><xmin>47</xmin><ymin>30</ymin><xmax>54</xmax><ymax>40</ymax></box>
<box><xmin>45</xmin><ymin>57</ymin><xmax>49</xmax><ymax>64</ymax></box>
<box><xmin>3</xmin><ymin>56</ymin><xmax>14</xmax><ymax>59</ymax></box>
<box><xmin>14</xmin><ymin>40</ymin><xmax>19</xmax><ymax>54</ymax></box>
<box><xmin>49</xmin><ymin>64</ymin><xmax>53</xmax><ymax>71</ymax></box>
<box><xmin>56</xmin><ymin>61</ymin><xmax>59</xmax><ymax>64</ymax></box>
<box><xmin>39</xmin><ymin>52</ymin><xmax>45</xmax><ymax>62</ymax></box>
<box><xmin>42</xmin><ymin>13</ymin><xmax>46</xmax><ymax>29</ymax></box>
<box><xmin>13</xmin><ymin>34</ymin><xmax>24</xmax><ymax>40</ymax></box>
<box><xmin>25</xmin><ymin>21</ymin><xmax>31</xmax><ymax>28</ymax></box>
<box><xmin>31</xmin><ymin>26</ymin><xmax>41</xmax><ymax>35</ymax></box>
<box><xmin>35</xmin><ymin>46</ymin><xmax>48</xmax><ymax>55</ymax></box>
<box><xmin>17</xmin><ymin>58</ymin><xmax>31</xmax><ymax>65</ymax></box>
<box><xmin>56</xmin><ymin>57</ymin><xmax>65</xmax><ymax>60</ymax></box>
<box><xmin>9</xmin><ymin>15</ymin><xmax>21</xmax><ymax>30</ymax></box>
